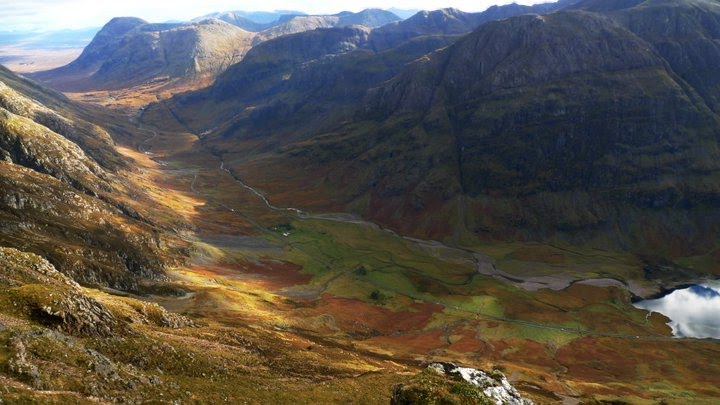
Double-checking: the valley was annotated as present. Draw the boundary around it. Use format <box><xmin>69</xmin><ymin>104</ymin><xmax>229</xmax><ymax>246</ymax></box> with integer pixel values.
<box><xmin>1</xmin><ymin>1</ymin><xmax>720</xmax><ymax>403</ymax></box>
<box><xmin>112</xmin><ymin>94</ymin><xmax>718</xmax><ymax>402</ymax></box>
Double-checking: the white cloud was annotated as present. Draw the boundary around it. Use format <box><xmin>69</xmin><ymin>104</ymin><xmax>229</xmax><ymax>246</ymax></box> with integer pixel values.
<box><xmin>635</xmin><ymin>282</ymin><xmax>720</xmax><ymax>339</ymax></box>
<box><xmin>0</xmin><ymin>0</ymin><xmax>555</xmax><ymax>31</ymax></box>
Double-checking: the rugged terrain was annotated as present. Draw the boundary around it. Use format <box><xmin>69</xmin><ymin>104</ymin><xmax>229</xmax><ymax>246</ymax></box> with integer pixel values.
<box><xmin>2</xmin><ymin>1</ymin><xmax>720</xmax><ymax>403</ymax></box>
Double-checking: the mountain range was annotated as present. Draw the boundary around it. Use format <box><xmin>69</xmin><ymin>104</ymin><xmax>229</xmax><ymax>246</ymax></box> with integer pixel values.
<box><xmin>150</xmin><ymin>0</ymin><xmax>720</xmax><ymax>276</ymax></box>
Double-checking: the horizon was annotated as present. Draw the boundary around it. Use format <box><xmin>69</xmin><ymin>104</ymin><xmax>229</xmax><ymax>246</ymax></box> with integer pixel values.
<box><xmin>0</xmin><ymin>0</ymin><xmax>557</xmax><ymax>32</ymax></box>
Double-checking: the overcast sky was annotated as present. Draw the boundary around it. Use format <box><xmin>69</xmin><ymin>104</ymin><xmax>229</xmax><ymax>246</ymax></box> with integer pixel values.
<box><xmin>0</xmin><ymin>0</ymin><xmax>555</xmax><ymax>32</ymax></box>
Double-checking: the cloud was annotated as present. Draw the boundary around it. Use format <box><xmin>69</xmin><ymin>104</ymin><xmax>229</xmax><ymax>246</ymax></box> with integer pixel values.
<box><xmin>635</xmin><ymin>282</ymin><xmax>720</xmax><ymax>339</ymax></box>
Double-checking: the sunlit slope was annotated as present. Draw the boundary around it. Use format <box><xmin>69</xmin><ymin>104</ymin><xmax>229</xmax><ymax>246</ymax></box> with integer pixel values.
<box><xmin>0</xmin><ymin>66</ymin><xmax>184</xmax><ymax>290</ymax></box>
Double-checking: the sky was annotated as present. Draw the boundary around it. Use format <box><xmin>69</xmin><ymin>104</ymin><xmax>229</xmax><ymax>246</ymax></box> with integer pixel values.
<box><xmin>0</xmin><ymin>0</ymin><xmax>555</xmax><ymax>32</ymax></box>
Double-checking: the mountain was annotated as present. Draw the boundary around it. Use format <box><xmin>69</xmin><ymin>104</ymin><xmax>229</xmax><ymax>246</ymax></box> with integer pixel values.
<box><xmin>156</xmin><ymin>0</ymin><xmax>720</xmax><ymax>272</ymax></box>
<box><xmin>255</xmin><ymin>9</ymin><xmax>401</xmax><ymax>42</ymax></box>
<box><xmin>5</xmin><ymin>3</ymin><xmax>720</xmax><ymax>403</ymax></box>
<box><xmin>159</xmin><ymin>2</ymin><xmax>575</xmax><ymax>134</ymax></box>
<box><xmin>371</xmin><ymin>1</ymin><xmax>582</xmax><ymax>50</ymax></box>
<box><xmin>0</xmin><ymin>65</ymin><xmax>183</xmax><ymax>291</ymax></box>
<box><xmin>337</xmin><ymin>9</ymin><xmax>403</xmax><ymax>27</ymax></box>
<box><xmin>30</xmin><ymin>17</ymin><xmax>255</xmax><ymax>91</ymax></box>
<box><xmin>195</xmin><ymin>9</ymin><xmax>307</xmax><ymax>26</ymax></box>
<box><xmin>193</xmin><ymin>12</ymin><xmax>270</xmax><ymax>32</ymax></box>
<box><xmin>196</xmin><ymin>9</ymin><xmax>400</xmax><ymax>39</ymax></box>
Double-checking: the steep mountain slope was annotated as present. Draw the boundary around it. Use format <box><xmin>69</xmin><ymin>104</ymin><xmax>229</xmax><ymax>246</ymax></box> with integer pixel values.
<box><xmin>0</xmin><ymin>65</ymin><xmax>123</xmax><ymax>168</ymax></box>
<box><xmin>31</xmin><ymin>18</ymin><xmax>255</xmax><ymax>91</ymax></box>
<box><xmin>158</xmin><ymin>1</ymin><xmax>720</xmax><ymax>273</ymax></box>
<box><xmin>606</xmin><ymin>0</ymin><xmax>720</xmax><ymax>112</ymax></box>
<box><xmin>0</xmin><ymin>66</ymin><xmax>182</xmax><ymax>291</ymax></box>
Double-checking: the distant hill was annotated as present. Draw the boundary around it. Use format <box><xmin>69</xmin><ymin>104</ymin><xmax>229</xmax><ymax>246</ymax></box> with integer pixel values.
<box><xmin>255</xmin><ymin>9</ymin><xmax>401</xmax><ymax>42</ymax></box>
<box><xmin>163</xmin><ymin>2</ymin><xmax>581</xmax><ymax>130</ymax></box>
<box><xmin>195</xmin><ymin>10</ymin><xmax>307</xmax><ymax>25</ymax></box>
<box><xmin>30</xmin><ymin>17</ymin><xmax>255</xmax><ymax>91</ymax></box>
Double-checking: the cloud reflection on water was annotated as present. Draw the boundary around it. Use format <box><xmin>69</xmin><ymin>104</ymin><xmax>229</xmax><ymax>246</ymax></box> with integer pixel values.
<box><xmin>634</xmin><ymin>282</ymin><xmax>720</xmax><ymax>339</ymax></box>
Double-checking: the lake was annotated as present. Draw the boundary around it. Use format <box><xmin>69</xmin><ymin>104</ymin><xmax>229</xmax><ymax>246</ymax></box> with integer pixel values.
<box><xmin>633</xmin><ymin>281</ymin><xmax>720</xmax><ymax>339</ymax></box>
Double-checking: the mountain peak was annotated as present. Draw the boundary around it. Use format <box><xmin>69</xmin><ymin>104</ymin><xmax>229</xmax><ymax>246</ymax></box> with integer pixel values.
<box><xmin>101</xmin><ymin>16</ymin><xmax>148</xmax><ymax>33</ymax></box>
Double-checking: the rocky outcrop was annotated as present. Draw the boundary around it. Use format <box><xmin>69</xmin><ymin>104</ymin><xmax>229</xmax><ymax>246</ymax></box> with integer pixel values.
<box><xmin>391</xmin><ymin>362</ymin><xmax>533</xmax><ymax>405</ymax></box>
<box><xmin>0</xmin><ymin>248</ymin><xmax>121</xmax><ymax>337</ymax></box>
<box><xmin>428</xmin><ymin>363</ymin><xmax>533</xmax><ymax>405</ymax></box>
<box><xmin>0</xmin><ymin>98</ymin><xmax>111</xmax><ymax>195</ymax></box>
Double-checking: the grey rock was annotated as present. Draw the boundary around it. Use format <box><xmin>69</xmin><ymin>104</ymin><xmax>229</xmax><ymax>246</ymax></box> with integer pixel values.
<box><xmin>428</xmin><ymin>362</ymin><xmax>534</xmax><ymax>405</ymax></box>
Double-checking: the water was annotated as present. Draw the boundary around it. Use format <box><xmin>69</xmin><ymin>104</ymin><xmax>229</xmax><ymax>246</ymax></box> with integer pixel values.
<box><xmin>634</xmin><ymin>281</ymin><xmax>720</xmax><ymax>339</ymax></box>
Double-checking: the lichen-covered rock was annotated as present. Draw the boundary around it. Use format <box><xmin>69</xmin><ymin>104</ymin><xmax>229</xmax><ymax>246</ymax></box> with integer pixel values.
<box><xmin>7</xmin><ymin>337</ymin><xmax>42</xmax><ymax>388</ymax></box>
<box><xmin>427</xmin><ymin>363</ymin><xmax>533</xmax><ymax>405</ymax></box>
<box><xmin>0</xmin><ymin>248</ymin><xmax>123</xmax><ymax>337</ymax></box>
<box><xmin>391</xmin><ymin>362</ymin><xmax>533</xmax><ymax>405</ymax></box>
<box><xmin>131</xmin><ymin>301</ymin><xmax>195</xmax><ymax>329</ymax></box>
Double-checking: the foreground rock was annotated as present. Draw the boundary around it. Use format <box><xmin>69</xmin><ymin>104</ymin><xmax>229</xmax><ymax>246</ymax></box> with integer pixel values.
<box><xmin>391</xmin><ymin>362</ymin><xmax>533</xmax><ymax>405</ymax></box>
